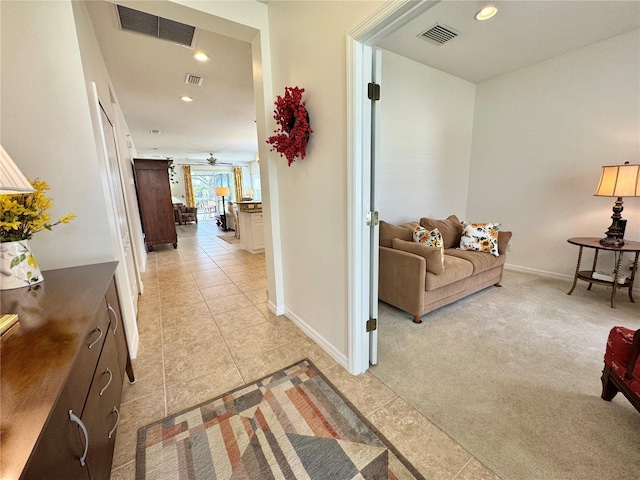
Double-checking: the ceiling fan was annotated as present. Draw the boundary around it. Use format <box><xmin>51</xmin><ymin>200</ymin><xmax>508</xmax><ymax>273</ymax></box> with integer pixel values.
<box><xmin>178</xmin><ymin>154</ymin><xmax>236</xmax><ymax>167</ymax></box>
<box><xmin>206</xmin><ymin>154</ymin><xmax>233</xmax><ymax>166</ymax></box>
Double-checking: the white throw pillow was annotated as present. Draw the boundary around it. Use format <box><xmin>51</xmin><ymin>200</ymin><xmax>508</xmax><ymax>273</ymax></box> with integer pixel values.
<box><xmin>459</xmin><ymin>222</ymin><xmax>500</xmax><ymax>256</ymax></box>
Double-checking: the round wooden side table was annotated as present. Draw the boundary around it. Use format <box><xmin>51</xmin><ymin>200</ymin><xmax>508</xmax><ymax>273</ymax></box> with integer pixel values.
<box><xmin>567</xmin><ymin>237</ymin><xmax>640</xmax><ymax>308</ymax></box>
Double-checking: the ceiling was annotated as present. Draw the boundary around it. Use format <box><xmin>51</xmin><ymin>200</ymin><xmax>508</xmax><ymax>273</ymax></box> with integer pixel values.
<box><xmin>85</xmin><ymin>1</ymin><xmax>640</xmax><ymax>166</ymax></box>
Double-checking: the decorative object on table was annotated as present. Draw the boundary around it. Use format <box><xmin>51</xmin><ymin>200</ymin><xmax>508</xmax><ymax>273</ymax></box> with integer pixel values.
<box><xmin>135</xmin><ymin>359</ymin><xmax>424</xmax><ymax>480</ymax></box>
<box><xmin>594</xmin><ymin>161</ymin><xmax>640</xmax><ymax>247</ymax></box>
<box><xmin>215</xmin><ymin>186</ymin><xmax>230</xmax><ymax>231</ymax></box>
<box><xmin>242</xmin><ymin>188</ymin><xmax>254</xmax><ymax>201</ymax></box>
<box><xmin>266</xmin><ymin>86</ymin><xmax>312</xmax><ymax>166</ymax></box>
<box><xmin>0</xmin><ymin>179</ymin><xmax>75</xmax><ymax>290</ymax></box>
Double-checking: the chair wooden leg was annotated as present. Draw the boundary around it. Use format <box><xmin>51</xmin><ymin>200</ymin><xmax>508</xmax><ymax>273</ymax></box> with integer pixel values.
<box><xmin>601</xmin><ymin>364</ymin><xmax>619</xmax><ymax>401</ymax></box>
<box><xmin>413</xmin><ymin>315</ymin><xmax>422</xmax><ymax>324</ymax></box>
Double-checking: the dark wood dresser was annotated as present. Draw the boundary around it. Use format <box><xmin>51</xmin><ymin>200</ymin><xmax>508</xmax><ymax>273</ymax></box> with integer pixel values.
<box><xmin>0</xmin><ymin>262</ymin><xmax>135</xmax><ymax>480</ymax></box>
<box><xmin>133</xmin><ymin>158</ymin><xmax>178</xmax><ymax>252</ymax></box>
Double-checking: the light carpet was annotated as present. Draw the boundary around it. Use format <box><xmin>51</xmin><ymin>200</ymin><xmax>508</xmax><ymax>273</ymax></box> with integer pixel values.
<box><xmin>136</xmin><ymin>359</ymin><xmax>424</xmax><ymax>480</ymax></box>
<box><xmin>372</xmin><ymin>269</ymin><xmax>640</xmax><ymax>480</ymax></box>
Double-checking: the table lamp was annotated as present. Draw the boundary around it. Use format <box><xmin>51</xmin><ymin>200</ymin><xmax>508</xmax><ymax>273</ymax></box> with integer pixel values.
<box><xmin>0</xmin><ymin>144</ymin><xmax>34</xmax><ymax>335</ymax></box>
<box><xmin>0</xmin><ymin>144</ymin><xmax>34</xmax><ymax>194</ymax></box>
<box><xmin>594</xmin><ymin>161</ymin><xmax>640</xmax><ymax>247</ymax></box>
<box><xmin>215</xmin><ymin>186</ymin><xmax>230</xmax><ymax>230</ymax></box>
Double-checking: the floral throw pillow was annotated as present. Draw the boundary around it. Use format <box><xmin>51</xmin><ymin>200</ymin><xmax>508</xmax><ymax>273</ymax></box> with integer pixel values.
<box><xmin>459</xmin><ymin>222</ymin><xmax>500</xmax><ymax>256</ymax></box>
<box><xmin>413</xmin><ymin>226</ymin><xmax>444</xmax><ymax>267</ymax></box>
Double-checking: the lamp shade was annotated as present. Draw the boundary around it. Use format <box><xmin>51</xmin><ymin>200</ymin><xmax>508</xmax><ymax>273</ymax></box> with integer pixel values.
<box><xmin>0</xmin><ymin>144</ymin><xmax>34</xmax><ymax>194</ymax></box>
<box><xmin>215</xmin><ymin>187</ymin><xmax>230</xmax><ymax>197</ymax></box>
<box><xmin>595</xmin><ymin>162</ymin><xmax>640</xmax><ymax>197</ymax></box>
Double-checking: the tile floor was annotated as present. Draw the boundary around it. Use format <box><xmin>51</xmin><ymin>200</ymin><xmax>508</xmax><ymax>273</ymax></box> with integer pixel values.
<box><xmin>110</xmin><ymin>222</ymin><xmax>499</xmax><ymax>480</ymax></box>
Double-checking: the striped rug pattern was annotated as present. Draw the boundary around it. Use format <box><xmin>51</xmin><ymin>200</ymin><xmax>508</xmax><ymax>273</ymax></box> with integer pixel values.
<box><xmin>136</xmin><ymin>359</ymin><xmax>424</xmax><ymax>479</ymax></box>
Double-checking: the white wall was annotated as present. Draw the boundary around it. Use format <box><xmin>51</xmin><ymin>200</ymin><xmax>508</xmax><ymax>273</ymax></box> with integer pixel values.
<box><xmin>268</xmin><ymin>1</ymin><xmax>383</xmax><ymax>362</ymax></box>
<box><xmin>378</xmin><ymin>50</ymin><xmax>476</xmax><ymax>224</ymax></box>
<box><xmin>1</xmin><ymin>1</ymin><xmax>113</xmax><ymax>269</ymax></box>
<box><xmin>468</xmin><ymin>29</ymin><xmax>640</xmax><ymax>277</ymax></box>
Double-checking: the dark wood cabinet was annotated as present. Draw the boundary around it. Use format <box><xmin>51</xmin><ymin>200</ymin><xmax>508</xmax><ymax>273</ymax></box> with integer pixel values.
<box><xmin>133</xmin><ymin>158</ymin><xmax>177</xmax><ymax>252</ymax></box>
<box><xmin>0</xmin><ymin>262</ymin><xmax>134</xmax><ymax>480</ymax></box>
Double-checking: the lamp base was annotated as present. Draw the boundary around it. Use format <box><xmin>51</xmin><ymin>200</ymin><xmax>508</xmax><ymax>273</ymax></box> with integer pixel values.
<box><xmin>600</xmin><ymin>236</ymin><xmax>625</xmax><ymax>248</ymax></box>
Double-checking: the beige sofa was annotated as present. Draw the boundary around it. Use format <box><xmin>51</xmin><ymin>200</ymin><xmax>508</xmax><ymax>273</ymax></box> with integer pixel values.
<box><xmin>378</xmin><ymin>215</ymin><xmax>512</xmax><ymax>323</ymax></box>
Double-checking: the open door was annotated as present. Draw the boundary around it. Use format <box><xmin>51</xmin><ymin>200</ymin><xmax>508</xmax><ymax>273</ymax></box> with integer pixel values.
<box><xmin>368</xmin><ymin>48</ymin><xmax>382</xmax><ymax>365</ymax></box>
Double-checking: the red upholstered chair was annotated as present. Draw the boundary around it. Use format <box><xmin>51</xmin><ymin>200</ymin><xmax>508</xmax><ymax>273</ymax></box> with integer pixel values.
<box><xmin>601</xmin><ymin>326</ymin><xmax>640</xmax><ymax>412</ymax></box>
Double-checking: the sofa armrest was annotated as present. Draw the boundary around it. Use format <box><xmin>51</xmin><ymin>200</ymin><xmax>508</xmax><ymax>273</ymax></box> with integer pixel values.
<box><xmin>378</xmin><ymin>246</ymin><xmax>426</xmax><ymax>318</ymax></box>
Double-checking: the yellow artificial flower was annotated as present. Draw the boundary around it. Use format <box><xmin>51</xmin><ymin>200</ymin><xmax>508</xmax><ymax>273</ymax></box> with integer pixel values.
<box><xmin>0</xmin><ymin>179</ymin><xmax>75</xmax><ymax>242</ymax></box>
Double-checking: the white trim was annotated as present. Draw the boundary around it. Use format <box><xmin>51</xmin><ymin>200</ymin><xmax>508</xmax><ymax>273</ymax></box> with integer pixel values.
<box><xmin>346</xmin><ymin>36</ymin><xmax>371</xmax><ymax>375</ymax></box>
<box><xmin>268</xmin><ymin>299</ymin><xmax>285</xmax><ymax>317</ymax></box>
<box><xmin>504</xmin><ymin>263</ymin><xmax>573</xmax><ymax>280</ymax></box>
<box><xmin>285</xmin><ymin>307</ymin><xmax>348</xmax><ymax>370</ymax></box>
<box><xmin>346</xmin><ymin>0</ymin><xmax>442</xmax><ymax>375</ymax></box>
<box><xmin>504</xmin><ymin>263</ymin><xmax>640</xmax><ymax>295</ymax></box>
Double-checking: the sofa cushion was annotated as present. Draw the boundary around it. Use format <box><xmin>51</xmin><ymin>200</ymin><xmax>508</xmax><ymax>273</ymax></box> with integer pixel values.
<box><xmin>379</xmin><ymin>220</ymin><xmax>418</xmax><ymax>248</ymax></box>
<box><xmin>379</xmin><ymin>221</ymin><xmax>419</xmax><ymax>247</ymax></box>
<box><xmin>459</xmin><ymin>222</ymin><xmax>500</xmax><ymax>256</ymax></box>
<box><xmin>419</xmin><ymin>215</ymin><xmax>463</xmax><ymax>249</ymax></box>
<box><xmin>392</xmin><ymin>238</ymin><xmax>443</xmax><ymax>275</ymax></box>
<box><xmin>413</xmin><ymin>226</ymin><xmax>444</xmax><ymax>267</ymax></box>
<box><xmin>604</xmin><ymin>326</ymin><xmax>636</xmax><ymax>378</ymax></box>
<box><xmin>425</xmin><ymin>255</ymin><xmax>473</xmax><ymax>291</ymax></box>
<box><xmin>445</xmin><ymin>248</ymin><xmax>506</xmax><ymax>274</ymax></box>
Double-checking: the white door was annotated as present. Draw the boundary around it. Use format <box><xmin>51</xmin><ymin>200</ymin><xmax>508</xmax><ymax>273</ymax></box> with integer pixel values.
<box><xmin>368</xmin><ymin>48</ymin><xmax>382</xmax><ymax>365</ymax></box>
<box><xmin>98</xmin><ymin>102</ymin><xmax>139</xmax><ymax>309</ymax></box>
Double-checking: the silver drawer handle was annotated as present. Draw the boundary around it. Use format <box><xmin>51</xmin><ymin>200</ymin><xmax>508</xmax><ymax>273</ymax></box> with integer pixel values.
<box><xmin>69</xmin><ymin>410</ymin><xmax>89</xmax><ymax>467</ymax></box>
<box><xmin>88</xmin><ymin>326</ymin><xmax>103</xmax><ymax>349</ymax></box>
<box><xmin>108</xmin><ymin>406</ymin><xmax>120</xmax><ymax>439</ymax></box>
<box><xmin>99</xmin><ymin>367</ymin><xmax>113</xmax><ymax>396</ymax></box>
<box><xmin>107</xmin><ymin>304</ymin><xmax>118</xmax><ymax>335</ymax></box>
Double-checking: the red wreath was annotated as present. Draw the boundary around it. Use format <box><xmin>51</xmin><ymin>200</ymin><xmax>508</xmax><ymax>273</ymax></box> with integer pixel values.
<box><xmin>266</xmin><ymin>86</ymin><xmax>312</xmax><ymax>166</ymax></box>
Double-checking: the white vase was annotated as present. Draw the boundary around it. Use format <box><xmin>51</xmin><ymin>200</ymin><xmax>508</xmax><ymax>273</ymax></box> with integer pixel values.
<box><xmin>0</xmin><ymin>240</ymin><xmax>44</xmax><ymax>290</ymax></box>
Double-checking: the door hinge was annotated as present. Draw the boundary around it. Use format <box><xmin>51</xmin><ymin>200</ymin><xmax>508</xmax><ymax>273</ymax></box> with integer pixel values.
<box><xmin>367</xmin><ymin>82</ymin><xmax>380</xmax><ymax>101</ymax></box>
<box><xmin>366</xmin><ymin>211</ymin><xmax>379</xmax><ymax>226</ymax></box>
<box><xmin>366</xmin><ymin>318</ymin><xmax>377</xmax><ymax>332</ymax></box>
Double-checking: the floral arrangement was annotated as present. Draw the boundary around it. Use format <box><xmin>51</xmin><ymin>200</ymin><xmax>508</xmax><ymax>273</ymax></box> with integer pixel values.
<box><xmin>266</xmin><ymin>86</ymin><xmax>312</xmax><ymax>166</ymax></box>
<box><xmin>0</xmin><ymin>179</ymin><xmax>75</xmax><ymax>243</ymax></box>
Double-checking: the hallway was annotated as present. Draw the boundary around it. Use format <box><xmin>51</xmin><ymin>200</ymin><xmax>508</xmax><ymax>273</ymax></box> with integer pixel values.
<box><xmin>111</xmin><ymin>222</ymin><xmax>497</xmax><ymax>480</ymax></box>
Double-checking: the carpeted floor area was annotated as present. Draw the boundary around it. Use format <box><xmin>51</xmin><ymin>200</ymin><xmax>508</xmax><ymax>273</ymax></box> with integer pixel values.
<box><xmin>217</xmin><ymin>233</ymin><xmax>239</xmax><ymax>244</ymax></box>
<box><xmin>136</xmin><ymin>359</ymin><xmax>424</xmax><ymax>480</ymax></box>
<box><xmin>372</xmin><ymin>269</ymin><xmax>640</xmax><ymax>480</ymax></box>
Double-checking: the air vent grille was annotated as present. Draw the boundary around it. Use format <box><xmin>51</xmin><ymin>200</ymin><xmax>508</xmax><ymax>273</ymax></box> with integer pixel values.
<box><xmin>185</xmin><ymin>74</ymin><xmax>204</xmax><ymax>86</ymax></box>
<box><xmin>117</xmin><ymin>5</ymin><xmax>195</xmax><ymax>47</ymax></box>
<box><xmin>419</xmin><ymin>23</ymin><xmax>459</xmax><ymax>46</ymax></box>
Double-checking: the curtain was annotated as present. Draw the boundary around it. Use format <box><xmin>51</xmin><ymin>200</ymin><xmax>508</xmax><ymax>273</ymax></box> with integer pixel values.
<box><xmin>233</xmin><ymin>167</ymin><xmax>243</xmax><ymax>201</ymax></box>
<box><xmin>183</xmin><ymin>166</ymin><xmax>195</xmax><ymax>208</ymax></box>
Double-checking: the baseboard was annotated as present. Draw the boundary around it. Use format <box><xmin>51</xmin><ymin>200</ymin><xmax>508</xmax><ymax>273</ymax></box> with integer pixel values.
<box><xmin>283</xmin><ymin>307</ymin><xmax>348</xmax><ymax>370</ymax></box>
<box><xmin>504</xmin><ymin>263</ymin><xmax>640</xmax><ymax>295</ymax></box>
<box><xmin>267</xmin><ymin>300</ymin><xmax>285</xmax><ymax>316</ymax></box>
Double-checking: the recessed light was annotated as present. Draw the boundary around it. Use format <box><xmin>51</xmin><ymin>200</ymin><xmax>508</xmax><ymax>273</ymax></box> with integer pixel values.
<box><xmin>180</xmin><ymin>96</ymin><xmax>194</xmax><ymax>102</ymax></box>
<box><xmin>194</xmin><ymin>52</ymin><xmax>210</xmax><ymax>62</ymax></box>
<box><xmin>475</xmin><ymin>6</ymin><xmax>498</xmax><ymax>21</ymax></box>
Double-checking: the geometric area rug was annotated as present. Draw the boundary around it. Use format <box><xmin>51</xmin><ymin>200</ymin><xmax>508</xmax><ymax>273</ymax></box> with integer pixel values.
<box><xmin>136</xmin><ymin>359</ymin><xmax>424</xmax><ymax>479</ymax></box>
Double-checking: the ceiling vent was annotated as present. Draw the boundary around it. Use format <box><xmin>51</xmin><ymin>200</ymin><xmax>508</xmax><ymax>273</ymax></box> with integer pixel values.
<box><xmin>419</xmin><ymin>23</ymin><xmax>459</xmax><ymax>46</ymax></box>
<box><xmin>185</xmin><ymin>74</ymin><xmax>204</xmax><ymax>86</ymax></box>
<box><xmin>116</xmin><ymin>5</ymin><xmax>196</xmax><ymax>48</ymax></box>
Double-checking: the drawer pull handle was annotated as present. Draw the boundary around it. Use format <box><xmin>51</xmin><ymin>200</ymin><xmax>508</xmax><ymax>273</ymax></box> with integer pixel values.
<box><xmin>100</xmin><ymin>367</ymin><xmax>113</xmax><ymax>396</ymax></box>
<box><xmin>107</xmin><ymin>304</ymin><xmax>118</xmax><ymax>335</ymax></box>
<box><xmin>108</xmin><ymin>406</ymin><xmax>120</xmax><ymax>439</ymax></box>
<box><xmin>88</xmin><ymin>326</ymin><xmax>103</xmax><ymax>349</ymax></box>
<box><xmin>68</xmin><ymin>410</ymin><xmax>89</xmax><ymax>467</ymax></box>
